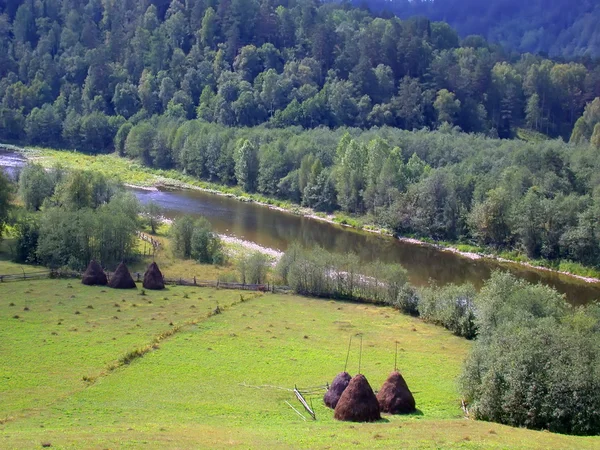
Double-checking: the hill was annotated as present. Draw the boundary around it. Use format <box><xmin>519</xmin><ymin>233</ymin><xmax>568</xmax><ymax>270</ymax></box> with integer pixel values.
<box><xmin>0</xmin><ymin>0</ymin><xmax>599</xmax><ymax>147</ymax></box>
<box><xmin>2</xmin><ymin>275</ymin><xmax>599</xmax><ymax>448</ymax></box>
<box><xmin>365</xmin><ymin>0</ymin><xmax>600</xmax><ymax>58</ymax></box>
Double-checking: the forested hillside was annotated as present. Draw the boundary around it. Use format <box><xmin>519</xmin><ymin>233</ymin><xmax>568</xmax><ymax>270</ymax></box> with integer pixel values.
<box><xmin>367</xmin><ymin>0</ymin><xmax>600</xmax><ymax>59</ymax></box>
<box><xmin>1</xmin><ymin>0</ymin><xmax>600</xmax><ymax>147</ymax></box>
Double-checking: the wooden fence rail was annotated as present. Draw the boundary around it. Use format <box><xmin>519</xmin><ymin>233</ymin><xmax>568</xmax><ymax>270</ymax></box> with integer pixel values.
<box><xmin>0</xmin><ymin>269</ymin><xmax>292</xmax><ymax>294</ymax></box>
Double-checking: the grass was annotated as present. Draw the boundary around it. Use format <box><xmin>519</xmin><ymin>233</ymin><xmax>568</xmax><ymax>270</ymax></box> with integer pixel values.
<box><xmin>1</xmin><ymin>267</ymin><xmax>599</xmax><ymax>448</ymax></box>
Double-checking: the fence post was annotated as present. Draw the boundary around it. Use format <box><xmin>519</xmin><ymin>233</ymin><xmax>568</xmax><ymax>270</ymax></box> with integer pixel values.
<box><xmin>194</xmin><ymin>276</ymin><xmax>196</xmax><ymax>285</ymax></box>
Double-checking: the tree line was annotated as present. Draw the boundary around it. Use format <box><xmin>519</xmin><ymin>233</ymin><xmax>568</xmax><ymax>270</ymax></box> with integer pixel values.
<box><xmin>1</xmin><ymin>0</ymin><xmax>600</xmax><ymax>149</ymax></box>
<box><xmin>372</xmin><ymin>0</ymin><xmax>600</xmax><ymax>59</ymax></box>
<box><xmin>118</xmin><ymin>117</ymin><xmax>600</xmax><ymax>269</ymax></box>
<box><xmin>9</xmin><ymin>163</ymin><xmax>140</xmax><ymax>270</ymax></box>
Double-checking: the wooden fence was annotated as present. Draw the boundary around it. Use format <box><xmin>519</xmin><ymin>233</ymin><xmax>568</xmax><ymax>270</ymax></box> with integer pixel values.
<box><xmin>0</xmin><ymin>268</ymin><xmax>291</xmax><ymax>294</ymax></box>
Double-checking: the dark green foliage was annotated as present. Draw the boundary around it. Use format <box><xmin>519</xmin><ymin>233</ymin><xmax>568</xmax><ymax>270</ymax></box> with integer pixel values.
<box><xmin>170</xmin><ymin>215</ymin><xmax>195</xmax><ymax>259</ymax></box>
<box><xmin>376</xmin><ymin>0</ymin><xmax>600</xmax><ymax>58</ymax></box>
<box><xmin>170</xmin><ymin>214</ymin><xmax>224</xmax><ymax>264</ymax></box>
<box><xmin>418</xmin><ymin>283</ymin><xmax>477</xmax><ymax>339</ymax></box>
<box><xmin>0</xmin><ymin>0</ymin><xmax>598</xmax><ymax>149</ymax></box>
<box><xmin>190</xmin><ymin>217</ymin><xmax>224</xmax><ymax>264</ymax></box>
<box><xmin>118</xmin><ymin>119</ymin><xmax>600</xmax><ymax>268</ymax></box>
<box><xmin>12</xmin><ymin>213</ymin><xmax>40</xmax><ymax>264</ymax></box>
<box><xmin>460</xmin><ymin>272</ymin><xmax>600</xmax><ymax>435</ymax></box>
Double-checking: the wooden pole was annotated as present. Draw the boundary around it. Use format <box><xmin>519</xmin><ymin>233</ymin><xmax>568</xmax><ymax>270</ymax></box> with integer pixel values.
<box><xmin>344</xmin><ymin>335</ymin><xmax>353</xmax><ymax>372</ymax></box>
<box><xmin>358</xmin><ymin>334</ymin><xmax>363</xmax><ymax>375</ymax></box>
<box><xmin>394</xmin><ymin>341</ymin><xmax>398</xmax><ymax>372</ymax></box>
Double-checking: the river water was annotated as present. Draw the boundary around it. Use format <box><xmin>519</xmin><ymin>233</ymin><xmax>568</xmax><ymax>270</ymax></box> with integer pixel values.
<box><xmin>2</xmin><ymin>150</ymin><xmax>600</xmax><ymax>304</ymax></box>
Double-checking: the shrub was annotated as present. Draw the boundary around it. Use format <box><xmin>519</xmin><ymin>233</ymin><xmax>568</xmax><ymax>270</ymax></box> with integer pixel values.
<box><xmin>461</xmin><ymin>317</ymin><xmax>600</xmax><ymax>435</ymax></box>
<box><xmin>238</xmin><ymin>251</ymin><xmax>270</xmax><ymax>284</ymax></box>
<box><xmin>392</xmin><ymin>285</ymin><xmax>420</xmax><ymax>316</ymax></box>
<box><xmin>418</xmin><ymin>283</ymin><xmax>477</xmax><ymax>338</ymax></box>
<box><xmin>460</xmin><ymin>273</ymin><xmax>600</xmax><ymax>435</ymax></box>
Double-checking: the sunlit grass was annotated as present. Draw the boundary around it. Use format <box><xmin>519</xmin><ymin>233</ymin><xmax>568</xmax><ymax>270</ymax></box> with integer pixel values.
<box><xmin>1</xmin><ymin>272</ymin><xmax>599</xmax><ymax>448</ymax></box>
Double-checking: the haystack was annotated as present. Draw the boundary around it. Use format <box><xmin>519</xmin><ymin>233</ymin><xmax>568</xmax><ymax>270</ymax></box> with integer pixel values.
<box><xmin>143</xmin><ymin>262</ymin><xmax>165</xmax><ymax>290</ymax></box>
<box><xmin>324</xmin><ymin>372</ymin><xmax>351</xmax><ymax>409</ymax></box>
<box><xmin>376</xmin><ymin>371</ymin><xmax>416</xmax><ymax>414</ymax></box>
<box><xmin>334</xmin><ymin>374</ymin><xmax>381</xmax><ymax>422</ymax></box>
<box><xmin>82</xmin><ymin>260</ymin><xmax>108</xmax><ymax>286</ymax></box>
<box><xmin>108</xmin><ymin>262</ymin><xmax>136</xmax><ymax>289</ymax></box>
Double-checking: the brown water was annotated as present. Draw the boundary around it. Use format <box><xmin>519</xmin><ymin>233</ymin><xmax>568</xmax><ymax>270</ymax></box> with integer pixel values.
<box><xmin>134</xmin><ymin>187</ymin><xmax>600</xmax><ymax>305</ymax></box>
<box><xmin>2</xmin><ymin>149</ymin><xmax>599</xmax><ymax>304</ymax></box>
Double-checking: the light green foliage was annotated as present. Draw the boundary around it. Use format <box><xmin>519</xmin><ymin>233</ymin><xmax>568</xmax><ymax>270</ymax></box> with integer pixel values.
<box><xmin>279</xmin><ymin>246</ymin><xmax>409</xmax><ymax>305</ymax></box>
<box><xmin>0</xmin><ymin>170</ymin><xmax>12</xmax><ymax>239</ymax></box>
<box><xmin>591</xmin><ymin>123</ymin><xmax>600</xmax><ymax>150</ymax></box>
<box><xmin>234</xmin><ymin>139</ymin><xmax>259</xmax><ymax>192</ymax></box>
<box><xmin>144</xmin><ymin>200</ymin><xmax>162</xmax><ymax>234</ymax></box>
<box><xmin>473</xmin><ymin>271</ymin><xmax>567</xmax><ymax>338</ymax></box>
<box><xmin>237</xmin><ymin>251</ymin><xmax>270</xmax><ymax>284</ymax></box>
<box><xmin>18</xmin><ymin>163</ymin><xmax>56</xmax><ymax>211</ymax></box>
<box><xmin>434</xmin><ymin>89</ymin><xmax>461</xmax><ymax>126</ymax></box>
<box><xmin>36</xmin><ymin>192</ymin><xmax>139</xmax><ymax>270</ymax></box>
<box><xmin>170</xmin><ymin>214</ymin><xmax>223</xmax><ymax>264</ymax></box>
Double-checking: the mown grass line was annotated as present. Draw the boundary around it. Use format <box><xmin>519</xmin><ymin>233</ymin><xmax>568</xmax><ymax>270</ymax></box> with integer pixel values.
<box><xmin>87</xmin><ymin>292</ymin><xmax>264</xmax><ymax>383</ymax></box>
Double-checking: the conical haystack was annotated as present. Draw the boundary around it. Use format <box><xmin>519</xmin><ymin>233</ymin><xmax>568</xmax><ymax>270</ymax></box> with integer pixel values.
<box><xmin>82</xmin><ymin>260</ymin><xmax>108</xmax><ymax>286</ymax></box>
<box><xmin>376</xmin><ymin>371</ymin><xmax>416</xmax><ymax>414</ymax></box>
<box><xmin>334</xmin><ymin>374</ymin><xmax>381</xmax><ymax>422</ymax></box>
<box><xmin>324</xmin><ymin>372</ymin><xmax>351</xmax><ymax>409</ymax></box>
<box><xmin>108</xmin><ymin>262</ymin><xmax>136</xmax><ymax>289</ymax></box>
<box><xmin>143</xmin><ymin>262</ymin><xmax>165</xmax><ymax>290</ymax></box>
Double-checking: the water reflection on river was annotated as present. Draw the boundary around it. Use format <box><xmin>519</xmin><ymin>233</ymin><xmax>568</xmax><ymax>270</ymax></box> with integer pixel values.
<box><xmin>1</xmin><ymin>149</ymin><xmax>599</xmax><ymax>304</ymax></box>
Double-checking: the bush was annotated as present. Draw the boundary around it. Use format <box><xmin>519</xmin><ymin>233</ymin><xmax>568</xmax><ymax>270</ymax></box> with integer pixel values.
<box><xmin>461</xmin><ymin>317</ymin><xmax>600</xmax><ymax>435</ymax></box>
<box><xmin>460</xmin><ymin>273</ymin><xmax>600</xmax><ymax>435</ymax></box>
<box><xmin>238</xmin><ymin>251</ymin><xmax>270</xmax><ymax>284</ymax></box>
<box><xmin>12</xmin><ymin>213</ymin><xmax>40</xmax><ymax>264</ymax></box>
<box><xmin>392</xmin><ymin>285</ymin><xmax>420</xmax><ymax>316</ymax></box>
<box><xmin>171</xmin><ymin>215</ymin><xmax>225</xmax><ymax>265</ymax></box>
<box><xmin>418</xmin><ymin>283</ymin><xmax>477</xmax><ymax>338</ymax></box>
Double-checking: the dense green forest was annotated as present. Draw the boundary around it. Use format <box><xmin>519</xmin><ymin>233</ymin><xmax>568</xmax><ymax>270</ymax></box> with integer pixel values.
<box><xmin>1</xmin><ymin>0</ymin><xmax>600</xmax><ymax>144</ymax></box>
<box><xmin>369</xmin><ymin>0</ymin><xmax>600</xmax><ymax>58</ymax></box>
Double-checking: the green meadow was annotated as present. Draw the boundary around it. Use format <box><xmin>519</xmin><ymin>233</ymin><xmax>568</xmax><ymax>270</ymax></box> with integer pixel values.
<box><xmin>1</xmin><ymin>275</ymin><xmax>599</xmax><ymax>449</ymax></box>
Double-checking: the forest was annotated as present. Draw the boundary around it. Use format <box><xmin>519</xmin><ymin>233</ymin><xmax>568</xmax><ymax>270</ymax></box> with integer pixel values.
<box><xmin>1</xmin><ymin>0</ymin><xmax>600</xmax><ymax>145</ymax></box>
<box><xmin>368</xmin><ymin>0</ymin><xmax>600</xmax><ymax>58</ymax></box>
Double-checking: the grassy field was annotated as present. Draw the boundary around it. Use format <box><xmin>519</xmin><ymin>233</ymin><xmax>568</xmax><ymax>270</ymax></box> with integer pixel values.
<box><xmin>1</xmin><ymin>272</ymin><xmax>599</xmax><ymax>449</ymax></box>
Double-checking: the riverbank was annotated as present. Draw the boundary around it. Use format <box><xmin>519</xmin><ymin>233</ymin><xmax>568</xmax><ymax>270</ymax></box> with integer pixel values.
<box><xmin>7</xmin><ymin>144</ymin><xmax>600</xmax><ymax>285</ymax></box>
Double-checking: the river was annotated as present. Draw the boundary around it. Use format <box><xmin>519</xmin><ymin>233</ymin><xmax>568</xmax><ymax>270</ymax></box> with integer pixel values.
<box><xmin>2</xmin><ymin>149</ymin><xmax>600</xmax><ymax>304</ymax></box>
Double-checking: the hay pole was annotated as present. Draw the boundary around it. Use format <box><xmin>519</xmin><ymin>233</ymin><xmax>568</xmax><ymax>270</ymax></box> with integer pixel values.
<box><xmin>294</xmin><ymin>386</ymin><xmax>316</xmax><ymax>420</ymax></box>
<box><xmin>358</xmin><ymin>334</ymin><xmax>363</xmax><ymax>374</ymax></box>
<box><xmin>394</xmin><ymin>340</ymin><xmax>399</xmax><ymax>371</ymax></box>
<box><xmin>285</xmin><ymin>401</ymin><xmax>307</xmax><ymax>421</ymax></box>
<box><xmin>343</xmin><ymin>334</ymin><xmax>353</xmax><ymax>372</ymax></box>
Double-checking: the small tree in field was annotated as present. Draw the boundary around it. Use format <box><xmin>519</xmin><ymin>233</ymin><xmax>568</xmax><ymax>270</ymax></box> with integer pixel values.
<box><xmin>144</xmin><ymin>200</ymin><xmax>162</xmax><ymax>234</ymax></box>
